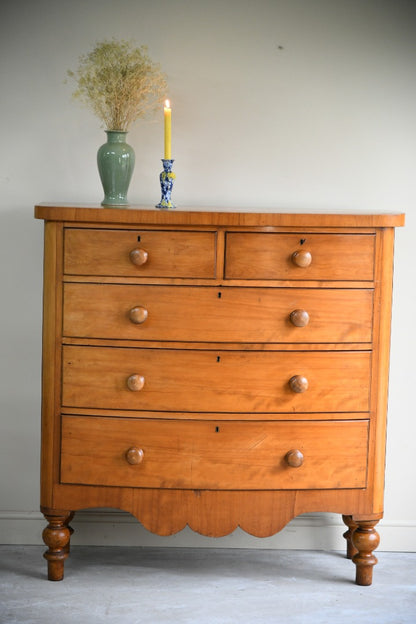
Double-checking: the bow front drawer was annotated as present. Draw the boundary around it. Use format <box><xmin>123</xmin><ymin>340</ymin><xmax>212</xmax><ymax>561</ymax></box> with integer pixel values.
<box><xmin>63</xmin><ymin>283</ymin><xmax>373</xmax><ymax>343</ymax></box>
<box><xmin>64</xmin><ymin>228</ymin><xmax>217</xmax><ymax>278</ymax></box>
<box><xmin>62</xmin><ymin>346</ymin><xmax>371</xmax><ymax>413</ymax></box>
<box><xmin>225</xmin><ymin>233</ymin><xmax>375</xmax><ymax>281</ymax></box>
<box><xmin>61</xmin><ymin>416</ymin><xmax>369</xmax><ymax>490</ymax></box>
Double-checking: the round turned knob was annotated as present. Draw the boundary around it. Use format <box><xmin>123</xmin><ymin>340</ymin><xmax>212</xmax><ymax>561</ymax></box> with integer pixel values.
<box><xmin>285</xmin><ymin>449</ymin><xmax>304</xmax><ymax>468</ymax></box>
<box><xmin>129</xmin><ymin>306</ymin><xmax>148</xmax><ymax>324</ymax></box>
<box><xmin>291</xmin><ymin>250</ymin><xmax>312</xmax><ymax>268</ymax></box>
<box><xmin>125</xmin><ymin>447</ymin><xmax>144</xmax><ymax>465</ymax></box>
<box><xmin>289</xmin><ymin>375</ymin><xmax>309</xmax><ymax>393</ymax></box>
<box><xmin>129</xmin><ymin>248</ymin><xmax>149</xmax><ymax>266</ymax></box>
<box><xmin>127</xmin><ymin>374</ymin><xmax>145</xmax><ymax>392</ymax></box>
<box><xmin>290</xmin><ymin>309</ymin><xmax>310</xmax><ymax>328</ymax></box>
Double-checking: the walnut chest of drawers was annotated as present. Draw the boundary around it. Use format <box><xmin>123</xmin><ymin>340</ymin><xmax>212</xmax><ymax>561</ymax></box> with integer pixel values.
<box><xmin>35</xmin><ymin>204</ymin><xmax>404</xmax><ymax>584</ymax></box>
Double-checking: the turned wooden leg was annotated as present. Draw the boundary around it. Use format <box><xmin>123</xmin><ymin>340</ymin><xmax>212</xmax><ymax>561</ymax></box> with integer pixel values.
<box><xmin>42</xmin><ymin>511</ymin><xmax>72</xmax><ymax>581</ymax></box>
<box><xmin>65</xmin><ymin>511</ymin><xmax>75</xmax><ymax>554</ymax></box>
<box><xmin>351</xmin><ymin>519</ymin><xmax>380</xmax><ymax>586</ymax></box>
<box><xmin>342</xmin><ymin>515</ymin><xmax>358</xmax><ymax>559</ymax></box>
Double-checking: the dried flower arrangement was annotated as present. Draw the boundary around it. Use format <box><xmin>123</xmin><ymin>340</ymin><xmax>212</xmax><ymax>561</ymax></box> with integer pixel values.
<box><xmin>67</xmin><ymin>39</ymin><xmax>167</xmax><ymax>131</ymax></box>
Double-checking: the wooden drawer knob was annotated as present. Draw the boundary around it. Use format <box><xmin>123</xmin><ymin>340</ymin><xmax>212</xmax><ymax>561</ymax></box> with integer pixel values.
<box><xmin>290</xmin><ymin>309</ymin><xmax>310</xmax><ymax>327</ymax></box>
<box><xmin>289</xmin><ymin>375</ymin><xmax>309</xmax><ymax>393</ymax></box>
<box><xmin>127</xmin><ymin>374</ymin><xmax>145</xmax><ymax>391</ymax></box>
<box><xmin>291</xmin><ymin>250</ymin><xmax>312</xmax><ymax>268</ymax></box>
<box><xmin>125</xmin><ymin>447</ymin><xmax>144</xmax><ymax>465</ymax></box>
<box><xmin>129</xmin><ymin>306</ymin><xmax>148</xmax><ymax>324</ymax></box>
<box><xmin>129</xmin><ymin>248</ymin><xmax>149</xmax><ymax>266</ymax></box>
<box><xmin>285</xmin><ymin>449</ymin><xmax>304</xmax><ymax>468</ymax></box>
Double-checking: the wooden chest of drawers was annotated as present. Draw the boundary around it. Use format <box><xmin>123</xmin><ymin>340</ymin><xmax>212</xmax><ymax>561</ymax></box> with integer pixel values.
<box><xmin>35</xmin><ymin>204</ymin><xmax>404</xmax><ymax>584</ymax></box>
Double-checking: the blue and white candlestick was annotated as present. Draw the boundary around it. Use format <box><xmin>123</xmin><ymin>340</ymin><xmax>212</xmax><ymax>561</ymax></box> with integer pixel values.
<box><xmin>156</xmin><ymin>159</ymin><xmax>176</xmax><ymax>209</ymax></box>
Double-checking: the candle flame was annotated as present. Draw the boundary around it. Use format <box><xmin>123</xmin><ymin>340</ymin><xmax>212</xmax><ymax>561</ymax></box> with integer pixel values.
<box><xmin>164</xmin><ymin>99</ymin><xmax>171</xmax><ymax>109</ymax></box>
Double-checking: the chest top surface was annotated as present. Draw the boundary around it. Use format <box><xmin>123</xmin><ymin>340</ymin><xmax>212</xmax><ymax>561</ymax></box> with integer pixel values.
<box><xmin>34</xmin><ymin>203</ymin><xmax>405</xmax><ymax>228</ymax></box>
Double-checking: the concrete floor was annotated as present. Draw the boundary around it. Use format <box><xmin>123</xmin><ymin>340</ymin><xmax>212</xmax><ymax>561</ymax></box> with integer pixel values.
<box><xmin>0</xmin><ymin>546</ymin><xmax>415</xmax><ymax>624</ymax></box>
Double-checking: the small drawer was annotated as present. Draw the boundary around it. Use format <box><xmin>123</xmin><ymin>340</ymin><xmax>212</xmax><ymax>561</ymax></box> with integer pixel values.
<box><xmin>225</xmin><ymin>233</ymin><xmax>375</xmax><ymax>281</ymax></box>
<box><xmin>64</xmin><ymin>228</ymin><xmax>217</xmax><ymax>278</ymax></box>
<box><xmin>62</xmin><ymin>346</ymin><xmax>371</xmax><ymax>413</ymax></box>
<box><xmin>61</xmin><ymin>416</ymin><xmax>369</xmax><ymax>490</ymax></box>
<box><xmin>63</xmin><ymin>283</ymin><xmax>373</xmax><ymax>344</ymax></box>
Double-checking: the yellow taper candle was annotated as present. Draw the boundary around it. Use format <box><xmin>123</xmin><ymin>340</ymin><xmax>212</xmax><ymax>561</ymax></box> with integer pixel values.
<box><xmin>164</xmin><ymin>99</ymin><xmax>171</xmax><ymax>159</ymax></box>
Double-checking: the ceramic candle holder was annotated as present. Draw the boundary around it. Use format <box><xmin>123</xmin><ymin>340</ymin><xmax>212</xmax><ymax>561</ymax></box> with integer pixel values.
<box><xmin>156</xmin><ymin>159</ymin><xmax>176</xmax><ymax>209</ymax></box>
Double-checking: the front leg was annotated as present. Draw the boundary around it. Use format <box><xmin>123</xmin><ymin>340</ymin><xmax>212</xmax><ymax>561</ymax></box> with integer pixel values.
<box><xmin>351</xmin><ymin>519</ymin><xmax>380</xmax><ymax>586</ymax></box>
<box><xmin>42</xmin><ymin>510</ymin><xmax>73</xmax><ymax>581</ymax></box>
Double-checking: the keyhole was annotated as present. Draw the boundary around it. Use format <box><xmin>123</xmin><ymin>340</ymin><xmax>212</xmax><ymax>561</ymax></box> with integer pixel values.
<box><xmin>217</xmin><ymin>356</ymin><xmax>221</xmax><ymax>362</ymax></box>
<box><xmin>215</xmin><ymin>426</ymin><xmax>220</xmax><ymax>433</ymax></box>
<box><xmin>137</xmin><ymin>235</ymin><xmax>141</xmax><ymax>242</ymax></box>
<box><xmin>300</xmin><ymin>238</ymin><xmax>306</xmax><ymax>245</ymax></box>
<box><xmin>218</xmin><ymin>292</ymin><xmax>222</xmax><ymax>299</ymax></box>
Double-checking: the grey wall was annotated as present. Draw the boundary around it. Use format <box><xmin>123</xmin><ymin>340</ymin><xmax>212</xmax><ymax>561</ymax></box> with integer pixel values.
<box><xmin>0</xmin><ymin>0</ymin><xmax>415</xmax><ymax>550</ymax></box>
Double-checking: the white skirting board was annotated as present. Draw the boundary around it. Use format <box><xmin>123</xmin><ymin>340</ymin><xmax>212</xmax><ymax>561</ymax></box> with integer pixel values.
<box><xmin>0</xmin><ymin>511</ymin><xmax>415</xmax><ymax>551</ymax></box>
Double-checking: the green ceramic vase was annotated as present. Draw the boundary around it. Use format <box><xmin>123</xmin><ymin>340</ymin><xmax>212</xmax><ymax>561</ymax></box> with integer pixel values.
<box><xmin>97</xmin><ymin>130</ymin><xmax>135</xmax><ymax>206</ymax></box>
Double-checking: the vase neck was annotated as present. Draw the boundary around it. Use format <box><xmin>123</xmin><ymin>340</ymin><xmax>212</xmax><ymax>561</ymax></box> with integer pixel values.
<box><xmin>105</xmin><ymin>130</ymin><xmax>128</xmax><ymax>143</ymax></box>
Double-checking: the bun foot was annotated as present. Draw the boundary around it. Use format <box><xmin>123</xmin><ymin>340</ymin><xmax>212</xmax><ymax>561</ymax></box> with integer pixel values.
<box><xmin>351</xmin><ymin>519</ymin><xmax>380</xmax><ymax>586</ymax></box>
<box><xmin>42</xmin><ymin>511</ymin><xmax>73</xmax><ymax>581</ymax></box>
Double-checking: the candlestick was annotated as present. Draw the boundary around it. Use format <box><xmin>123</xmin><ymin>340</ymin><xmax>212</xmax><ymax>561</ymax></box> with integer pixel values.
<box><xmin>164</xmin><ymin>99</ymin><xmax>171</xmax><ymax>159</ymax></box>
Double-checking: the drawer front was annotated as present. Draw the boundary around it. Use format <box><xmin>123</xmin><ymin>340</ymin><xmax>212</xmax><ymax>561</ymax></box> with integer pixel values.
<box><xmin>61</xmin><ymin>416</ymin><xmax>369</xmax><ymax>490</ymax></box>
<box><xmin>64</xmin><ymin>228</ymin><xmax>216</xmax><ymax>278</ymax></box>
<box><xmin>63</xmin><ymin>284</ymin><xmax>373</xmax><ymax>343</ymax></box>
<box><xmin>225</xmin><ymin>233</ymin><xmax>375</xmax><ymax>281</ymax></box>
<box><xmin>62</xmin><ymin>346</ymin><xmax>371</xmax><ymax>413</ymax></box>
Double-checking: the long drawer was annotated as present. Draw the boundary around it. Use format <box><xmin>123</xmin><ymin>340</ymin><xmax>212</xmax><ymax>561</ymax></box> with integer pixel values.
<box><xmin>63</xmin><ymin>284</ymin><xmax>373</xmax><ymax>343</ymax></box>
<box><xmin>225</xmin><ymin>233</ymin><xmax>375</xmax><ymax>281</ymax></box>
<box><xmin>64</xmin><ymin>228</ymin><xmax>217</xmax><ymax>278</ymax></box>
<box><xmin>62</xmin><ymin>346</ymin><xmax>371</xmax><ymax>413</ymax></box>
<box><xmin>61</xmin><ymin>416</ymin><xmax>369</xmax><ymax>490</ymax></box>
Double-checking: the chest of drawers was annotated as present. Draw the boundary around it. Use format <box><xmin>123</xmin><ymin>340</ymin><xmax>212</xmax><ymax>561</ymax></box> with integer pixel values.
<box><xmin>35</xmin><ymin>204</ymin><xmax>404</xmax><ymax>584</ymax></box>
